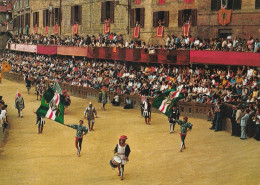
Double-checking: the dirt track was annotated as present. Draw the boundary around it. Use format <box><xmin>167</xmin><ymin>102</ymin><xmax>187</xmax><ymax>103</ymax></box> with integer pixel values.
<box><xmin>0</xmin><ymin>78</ymin><xmax>259</xmax><ymax>185</ymax></box>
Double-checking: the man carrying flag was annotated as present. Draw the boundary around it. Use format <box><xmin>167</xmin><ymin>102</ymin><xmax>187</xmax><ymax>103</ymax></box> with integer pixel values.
<box><xmin>65</xmin><ymin>120</ymin><xmax>88</xmax><ymax>157</ymax></box>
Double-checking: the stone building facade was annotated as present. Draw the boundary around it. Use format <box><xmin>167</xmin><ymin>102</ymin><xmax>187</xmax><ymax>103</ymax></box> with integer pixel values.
<box><xmin>13</xmin><ymin>0</ymin><xmax>260</xmax><ymax>43</ymax></box>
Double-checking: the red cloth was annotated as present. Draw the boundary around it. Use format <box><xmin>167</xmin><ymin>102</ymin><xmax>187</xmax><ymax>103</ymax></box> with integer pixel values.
<box><xmin>156</xmin><ymin>26</ymin><xmax>164</xmax><ymax>38</ymax></box>
<box><xmin>184</xmin><ymin>0</ymin><xmax>194</xmax><ymax>3</ymax></box>
<box><xmin>73</xmin><ymin>24</ymin><xmax>78</xmax><ymax>35</ymax></box>
<box><xmin>190</xmin><ymin>51</ymin><xmax>260</xmax><ymax>67</ymax></box>
<box><xmin>183</xmin><ymin>23</ymin><xmax>191</xmax><ymax>36</ymax></box>
<box><xmin>57</xmin><ymin>46</ymin><xmax>87</xmax><ymax>56</ymax></box>
<box><xmin>157</xmin><ymin>49</ymin><xmax>168</xmax><ymax>62</ymax></box>
<box><xmin>54</xmin><ymin>24</ymin><xmax>58</xmax><ymax>35</ymax></box>
<box><xmin>37</xmin><ymin>45</ymin><xmax>57</xmax><ymax>55</ymax></box>
<box><xmin>218</xmin><ymin>8</ymin><xmax>232</xmax><ymax>26</ymax></box>
<box><xmin>158</xmin><ymin>0</ymin><xmax>165</xmax><ymax>5</ymax></box>
<box><xmin>125</xmin><ymin>48</ymin><xmax>134</xmax><ymax>61</ymax></box>
<box><xmin>135</xmin><ymin>0</ymin><xmax>141</xmax><ymax>5</ymax></box>
<box><xmin>45</xmin><ymin>26</ymin><xmax>48</xmax><ymax>34</ymax></box>
<box><xmin>99</xmin><ymin>47</ymin><xmax>106</xmax><ymax>59</ymax></box>
<box><xmin>133</xmin><ymin>26</ymin><xmax>140</xmax><ymax>39</ymax></box>
<box><xmin>104</xmin><ymin>21</ymin><xmax>110</xmax><ymax>34</ymax></box>
<box><xmin>34</xmin><ymin>25</ymin><xmax>38</xmax><ymax>34</ymax></box>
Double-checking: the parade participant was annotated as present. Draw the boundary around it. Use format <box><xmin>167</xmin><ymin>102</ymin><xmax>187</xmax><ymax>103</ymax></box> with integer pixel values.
<box><xmin>15</xmin><ymin>93</ymin><xmax>25</xmax><ymax>118</ymax></box>
<box><xmin>101</xmin><ymin>88</ymin><xmax>107</xmax><ymax>110</ymax></box>
<box><xmin>36</xmin><ymin>114</ymin><xmax>45</xmax><ymax>134</ymax></box>
<box><xmin>65</xmin><ymin>120</ymin><xmax>88</xmax><ymax>156</ymax></box>
<box><xmin>168</xmin><ymin>106</ymin><xmax>180</xmax><ymax>133</ymax></box>
<box><xmin>176</xmin><ymin>117</ymin><xmax>193</xmax><ymax>152</ymax></box>
<box><xmin>240</xmin><ymin>109</ymin><xmax>249</xmax><ymax>140</ymax></box>
<box><xmin>25</xmin><ymin>78</ymin><xmax>32</xmax><ymax>94</ymax></box>
<box><xmin>114</xmin><ymin>135</ymin><xmax>131</xmax><ymax>180</ymax></box>
<box><xmin>62</xmin><ymin>90</ymin><xmax>71</xmax><ymax>113</ymax></box>
<box><xmin>142</xmin><ymin>98</ymin><xmax>151</xmax><ymax>125</ymax></box>
<box><xmin>84</xmin><ymin>102</ymin><xmax>97</xmax><ymax>131</ymax></box>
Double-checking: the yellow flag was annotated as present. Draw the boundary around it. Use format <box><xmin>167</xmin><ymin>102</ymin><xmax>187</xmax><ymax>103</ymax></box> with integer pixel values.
<box><xmin>2</xmin><ymin>62</ymin><xmax>11</xmax><ymax>72</ymax></box>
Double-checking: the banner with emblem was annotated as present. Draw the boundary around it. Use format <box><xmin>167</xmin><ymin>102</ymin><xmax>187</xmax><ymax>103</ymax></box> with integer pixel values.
<box><xmin>152</xmin><ymin>89</ymin><xmax>184</xmax><ymax>117</ymax></box>
<box><xmin>158</xmin><ymin>0</ymin><xmax>165</xmax><ymax>5</ymax></box>
<box><xmin>36</xmin><ymin>88</ymin><xmax>65</xmax><ymax>124</ymax></box>
<box><xmin>135</xmin><ymin>0</ymin><xmax>141</xmax><ymax>5</ymax></box>
<box><xmin>218</xmin><ymin>8</ymin><xmax>232</xmax><ymax>26</ymax></box>
<box><xmin>2</xmin><ymin>62</ymin><xmax>12</xmax><ymax>72</ymax></box>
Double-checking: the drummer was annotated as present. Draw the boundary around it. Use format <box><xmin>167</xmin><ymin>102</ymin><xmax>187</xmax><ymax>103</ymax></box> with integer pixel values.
<box><xmin>114</xmin><ymin>135</ymin><xmax>131</xmax><ymax>180</ymax></box>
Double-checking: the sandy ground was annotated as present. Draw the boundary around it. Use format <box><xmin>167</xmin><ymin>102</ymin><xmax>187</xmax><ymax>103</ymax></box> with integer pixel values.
<box><xmin>0</xmin><ymin>78</ymin><xmax>259</xmax><ymax>185</ymax></box>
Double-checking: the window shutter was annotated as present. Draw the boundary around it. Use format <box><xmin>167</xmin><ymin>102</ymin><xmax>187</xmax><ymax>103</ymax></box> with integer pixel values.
<box><xmin>43</xmin><ymin>10</ymin><xmax>46</xmax><ymax>27</ymax></box>
<box><xmin>164</xmin><ymin>11</ymin><xmax>169</xmax><ymax>27</ymax></box>
<box><xmin>130</xmin><ymin>9</ymin><xmax>134</xmax><ymax>28</ymax></box>
<box><xmin>191</xmin><ymin>9</ymin><xmax>197</xmax><ymax>26</ymax></box>
<box><xmin>71</xmin><ymin>6</ymin><xmax>74</xmax><ymax>25</ymax></box>
<box><xmin>21</xmin><ymin>15</ymin><xmax>24</xmax><ymax>28</ymax></box>
<box><xmin>178</xmin><ymin>10</ymin><xmax>184</xmax><ymax>27</ymax></box>
<box><xmin>110</xmin><ymin>1</ymin><xmax>115</xmax><ymax>23</ymax></box>
<box><xmin>233</xmin><ymin>0</ymin><xmax>241</xmax><ymax>10</ymax></box>
<box><xmin>153</xmin><ymin>12</ymin><xmax>157</xmax><ymax>27</ymax></box>
<box><xmin>47</xmin><ymin>10</ymin><xmax>50</xmax><ymax>26</ymax></box>
<box><xmin>256</xmin><ymin>0</ymin><xmax>260</xmax><ymax>9</ymax></box>
<box><xmin>13</xmin><ymin>17</ymin><xmax>16</xmax><ymax>28</ymax></box>
<box><xmin>33</xmin><ymin>12</ymin><xmax>36</xmax><ymax>26</ymax></box>
<box><xmin>101</xmin><ymin>2</ymin><xmax>105</xmax><ymax>23</ymax></box>
<box><xmin>37</xmin><ymin>12</ymin><xmax>39</xmax><ymax>26</ymax></box>
<box><xmin>211</xmin><ymin>0</ymin><xmax>217</xmax><ymax>11</ymax></box>
<box><xmin>78</xmin><ymin>5</ymin><xmax>82</xmax><ymax>24</ymax></box>
<box><xmin>52</xmin><ymin>10</ymin><xmax>55</xmax><ymax>26</ymax></box>
<box><xmin>28</xmin><ymin>13</ymin><xmax>30</xmax><ymax>27</ymax></box>
<box><xmin>140</xmin><ymin>8</ymin><xmax>145</xmax><ymax>28</ymax></box>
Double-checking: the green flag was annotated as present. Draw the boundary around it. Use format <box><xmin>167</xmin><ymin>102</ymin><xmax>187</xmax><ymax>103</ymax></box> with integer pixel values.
<box><xmin>152</xmin><ymin>89</ymin><xmax>184</xmax><ymax>117</ymax></box>
<box><xmin>36</xmin><ymin>88</ymin><xmax>65</xmax><ymax>124</ymax></box>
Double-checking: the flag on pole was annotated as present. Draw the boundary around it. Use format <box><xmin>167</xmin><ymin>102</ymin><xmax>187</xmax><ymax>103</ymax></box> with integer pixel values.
<box><xmin>36</xmin><ymin>88</ymin><xmax>65</xmax><ymax>124</ymax></box>
<box><xmin>2</xmin><ymin>62</ymin><xmax>11</xmax><ymax>72</ymax></box>
<box><xmin>152</xmin><ymin>89</ymin><xmax>184</xmax><ymax>117</ymax></box>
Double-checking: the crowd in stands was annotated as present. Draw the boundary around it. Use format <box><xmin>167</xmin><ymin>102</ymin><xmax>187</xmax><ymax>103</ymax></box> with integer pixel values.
<box><xmin>0</xmin><ymin>96</ymin><xmax>8</xmax><ymax>133</ymax></box>
<box><xmin>8</xmin><ymin>33</ymin><xmax>260</xmax><ymax>53</ymax></box>
<box><xmin>2</xmin><ymin>51</ymin><xmax>259</xmax><ymax>104</ymax></box>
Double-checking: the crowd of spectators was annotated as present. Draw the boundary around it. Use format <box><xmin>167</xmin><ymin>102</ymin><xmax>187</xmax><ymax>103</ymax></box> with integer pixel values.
<box><xmin>8</xmin><ymin>33</ymin><xmax>260</xmax><ymax>53</ymax></box>
<box><xmin>2</xmin><ymin>52</ymin><xmax>259</xmax><ymax>105</ymax></box>
<box><xmin>0</xmin><ymin>96</ymin><xmax>8</xmax><ymax>133</ymax></box>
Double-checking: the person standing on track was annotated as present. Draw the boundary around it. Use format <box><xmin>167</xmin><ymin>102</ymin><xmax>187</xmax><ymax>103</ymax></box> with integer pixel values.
<box><xmin>168</xmin><ymin>106</ymin><xmax>180</xmax><ymax>133</ymax></box>
<box><xmin>65</xmin><ymin>120</ymin><xmax>88</xmax><ymax>157</ymax></box>
<box><xmin>84</xmin><ymin>102</ymin><xmax>97</xmax><ymax>131</ymax></box>
<box><xmin>176</xmin><ymin>117</ymin><xmax>193</xmax><ymax>152</ymax></box>
<box><xmin>114</xmin><ymin>135</ymin><xmax>131</xmax><ymax>180</ymax></box>
<box><xmin>36</xmin><ymin>114</ymin><xmax>45</xmax><ymax>134</ymax></box>
<box><xmin>15</xmin><ymin>93</ymin><xmax>25</xmax><ymax>118</ymax></box>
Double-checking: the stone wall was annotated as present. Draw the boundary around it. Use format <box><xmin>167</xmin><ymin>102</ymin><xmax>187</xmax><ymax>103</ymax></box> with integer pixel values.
<box><xmin>12</xmin><ymin>0</ymin><xmax>260</xmax><ymax>43</ymax></box>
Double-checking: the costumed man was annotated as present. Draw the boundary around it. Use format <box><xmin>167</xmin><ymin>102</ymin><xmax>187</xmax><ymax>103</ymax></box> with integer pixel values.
<box><xmin>101</xmin><ymin>88</ymin><xmax>108</xmax><ymax>110</ymax></box>
<box><xmin>114</xmin><ymin>135</ymin><xmax>131</xmax><ymax>180</ymax></box>
<box><xmin>36</xmin><ymin>114</ymin><xmax>45</xmax><ymax>134</ymax></box>
<box><xmin>84</xmin><ymin>102</ymin><xmax>97</xmax><ymax>131</ymax></box>
<box><xmin>15</xmin><ymin>93</ymin><xmax>25</xmax><ymax>118</ymax></box>
<box><xmin>65</xmin><ymin>120</ymin><xmax>88</xmax><ymax>157</ymax></box>
<box><xmin>168</xmin><ymin>106</ymin><xmax>180</xmax><ymax>133</ymax></box>
<box><xmin>176</xmin><ymin>117</ymin><xmax>193</xmax><ymax>152</ymax></box>
<box><xmin>142</xmin><ymin>98</ymin><xmax>151</xmax><ymax>125</ymax></box>
<box><xmin>25</xmin><ymin>78</ymin><xmax>32</xmax><ymax>94</ymax></box>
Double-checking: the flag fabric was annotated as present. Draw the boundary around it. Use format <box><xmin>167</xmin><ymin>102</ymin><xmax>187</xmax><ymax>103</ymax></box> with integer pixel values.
<box><xmin>152</xmin><ymin>89</ymin><xmax>184</xmax><ymax>117</ymax></box>
<box><xmin>36</xmin><ymin>88</ymin><xmax>65</xmax><ymax>124</ymax></box>
<box><xmin>184</xmin><ymin>0</ymin><xmax>194</xmax><ymax>3</ymax></box>
<box><xmin>156</xmin><ymin>26</ymin><xmax>164</xmax><ymax>38</ymax></box>
<box><xmin>218</xmin><ymin>8</ymin><xmax>232</xmax><ymax>26</ymax></box>
<box><xmin>158</xmin><ymin>0</ymin><xmax>165</xmax><ymax>5</ymax></box>
<box><xmin>53</xmin><ymin>81</ymin><xmax>62</xmax><ymax>94</ymax></box>
<box><xmin>135</xmin><ymin>0</ymin><xmax>141</xmax><ymax>5</ymax></box>
<box><xmin>2</xmin><ymin>62</ymin><xmax>11</xmax><ymax>72</ymax></box>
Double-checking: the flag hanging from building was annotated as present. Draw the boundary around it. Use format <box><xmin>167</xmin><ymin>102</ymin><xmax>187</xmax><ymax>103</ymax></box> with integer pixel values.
<box><xmin>152</xmin><ymin>89</ymin><xmax>184</xmax><ymax>117</ymax></box>
<box><xmin>158</xmin><ymin>0</ymin><xmax>165</xmax><ymax>5</ymax></box>
<box><xmin>218</xmin><ymin>7</ymin><xmax>232</xmax><ymax>26</ymax></box>
<box><xmin>1</xmin><ymin>62</ymin><xmax>11</xmax><ymax>72</ymax></box>
<box><xmin>36</xmin><ymin>88</ymin><xmax>65</xmax><ymax>124</ymax></box>
<box><xmin>184</xmin><ymin>0</ymin><xmax>194</xmax><ymax>3</ymax></box>
<box><xmin>133</xmin><ymin>26</ymin><xmax>140</xmax><ymax>39</ymax></box>
<box><xmin>135</xmin><ymin>0</ymin><xmax>141</xmax><ymax>5</ymax></box>
<box><xmin>156</xmin><ymin>26</ymin><xmax>164</xmax><ymax>38</ymax></box>
<box><xmin>45</xmin><ymin>26</ymin><xmax>48</xmax><ymax>34</ymax></box>
<box><xmin>183</xmin><ymin>23</ymin><xmax>191</xmax><ymax>36</ymax></box>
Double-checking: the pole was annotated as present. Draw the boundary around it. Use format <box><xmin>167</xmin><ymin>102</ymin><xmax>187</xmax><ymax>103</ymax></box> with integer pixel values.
<box><xmin>59</xmin><ymin>0</ymin><xmax>62</xmax><ymax>35</ymax></box>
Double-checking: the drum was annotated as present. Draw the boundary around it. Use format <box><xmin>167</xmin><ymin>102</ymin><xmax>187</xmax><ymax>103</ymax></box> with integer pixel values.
<box><xmin>109</xmin><ymin>155</ymin><xmax>122</xmax><ymax>168</ymax></box>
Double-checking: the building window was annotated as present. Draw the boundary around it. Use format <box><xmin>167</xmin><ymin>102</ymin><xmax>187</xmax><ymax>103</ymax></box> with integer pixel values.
<box><xmin>256</xmin><ymin>0</ymin><xmax>260</xmax><ymax>9</ymax></box>
<box><xmin>21</xmin><ymin>14</ymin><xmax>24</xmax><ymax>28</ymax></box>
<box><xmin>26</xmin><ymin>0</ymin><xmax>29</xmax><ymax>7</ymax></box>
<box><xmin>33</xmin><ymin>12</ymin><xmax>39</xmax><ymax>26</ymax></box>
<box><xmin>153</xmin><ymin>11</ymin><xmax>169</xmax><ymax>27</ymax></box>
<box><xmin>43</xmin><ymin>9</ymin><xmax>50</xmax><ymax>27</ymax></box>
<box><xmin>71</xmin><ymin>5</ymin><xmax>82</xmax><ymax>25</ymax></box>
<box><xmin>130</xmin><ymin>8</ymin><xmax>145</xmax><ymax>28</ymax></box>
<box><xmin>211</xmin><ymin>0</ymin><xmax>241</xmax><ymax>11</ymax></box>
<box><xmin>25</xmin><ymin>13</ymin><xmax>30</xmax><ymax>27</ymax></box>
<box><xmin>178</xmin><ymin>9</ymin><xmax>197</xmax><ymax>27</ymax></box>
<box><xmin>52</xmin><ymin>8</ymin><xmax>61</xmax><ymax>26</ymax></box>
<box><xmin>101</xmin><ymin>1</ymin><xmax>114</xmax><ymax>23</ymax></box>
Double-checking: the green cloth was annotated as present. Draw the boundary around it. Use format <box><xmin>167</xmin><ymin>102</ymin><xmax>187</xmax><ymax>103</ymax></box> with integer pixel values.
<box><xmin>176</xmin><ymin>120</ymin><xmax>193</xmax><ymax>134</ymax></box>
<box><xmin>68</xmin><ymin>124</ymin><xmax>88</xmax><ymax>137</ymax></box>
